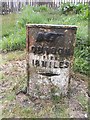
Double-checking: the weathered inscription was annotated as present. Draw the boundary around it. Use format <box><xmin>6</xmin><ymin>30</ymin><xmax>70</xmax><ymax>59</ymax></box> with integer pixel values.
<box><xmin>31</xmin><ymin>45</ymin><xmax>71</xmax><ymax>56</ymax></box>
<box><xmin>31</xmin><ymin>59</ymin><xmax>69</xmax><ymax>68</ymax></box>
<box><xmin>30</xmin><ymin>53</ymin><xmax>70</xmax><ymax>69</ymax></box>
<box><xmin>26</xmin><ymin>24</ymin><xmax>77</xmax><ymax>97</ymax></box>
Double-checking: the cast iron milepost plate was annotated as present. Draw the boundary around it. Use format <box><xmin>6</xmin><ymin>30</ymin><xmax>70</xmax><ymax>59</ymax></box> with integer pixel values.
<box><xmin>26</xmin><ymin>24</ymin><xmax>77</xmax><ymax>97</ymax></box>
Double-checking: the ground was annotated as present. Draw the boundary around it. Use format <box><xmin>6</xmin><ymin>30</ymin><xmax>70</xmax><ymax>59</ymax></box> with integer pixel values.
<box><xmin>0</xmin><ymin>51</ymin><xmax>88</xmax><ymax>118</ymax></box>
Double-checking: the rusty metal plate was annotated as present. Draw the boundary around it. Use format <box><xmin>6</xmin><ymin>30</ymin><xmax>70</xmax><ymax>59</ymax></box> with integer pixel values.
<box><xmin>26</xmin><ymin>24</ymin><xmax>77</xmax><ymax>98</ymax></box>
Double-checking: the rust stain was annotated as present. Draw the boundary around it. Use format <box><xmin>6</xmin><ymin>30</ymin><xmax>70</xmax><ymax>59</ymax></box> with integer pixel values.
<box><xmin>26</xmin><ymin>24</ymin><xmax>77</xmax><ymax>96</ymax></box>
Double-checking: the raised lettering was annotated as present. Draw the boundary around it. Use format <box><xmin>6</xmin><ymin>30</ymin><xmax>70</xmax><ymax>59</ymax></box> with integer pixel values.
<box><xmin>32</xmin><ymin>59</ymin><xmax>34</xmax><ymax>66</ymax></box>
<box><xmin>64</xmin><ymin>61</ymin><xmax>69</xmax><ymax>68</ymax></box>
<box><xmin>50</xmin><ymin>47</ymin><xmax>56</xmax><ymax>54</ymax></box>
<box><xmin>42</xmin><ymin>61</ymin><xmax>47</xmax><ymax>67</ymax></box>
<box><xmin>58</xmin><ymin>47</ymin><xmax>64</xmax><ymax>55</ymax></box>
<box><xmin>49</xmin><ymin>62</ymin><xmax>52</xmax><ymax>68</ymax></box>
<box><xmin>35</xmin><ymin>60</ymin><xmax>40</xmax><ymax>67</ymax></box>
<box><xmin>43</xmin><ymin>46</ymin><xmax>49</xmax><ymax>54</ymax></box>
<box><xmin>59</xmin><ymin>61</ymin><xmax>64</xmax><ymax>68</ymax></box>
<box><xmin>54</xmin><ymin>62</ymin><xmax>58</xmax><ymax>68</ymax></box>
<box><xmin>37</xmin><ymin>45</ymin><xmax>43</xmax><ymax>54</ymax></box>
<box><xmin>31</xmin><ymin>45</ymin><xmax>36</xmax><ymax>53</ymax></box>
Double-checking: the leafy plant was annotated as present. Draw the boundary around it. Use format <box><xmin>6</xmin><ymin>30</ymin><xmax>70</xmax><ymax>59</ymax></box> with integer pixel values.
<box><xmin>60</xmin><ymin>2</ymin><xmax>75</xmax><ymax>14</ymax></box>
<box><xmin>60</xmin><ymin>2</ymin><xmax>89</xmax><ymax>19</ymax></box>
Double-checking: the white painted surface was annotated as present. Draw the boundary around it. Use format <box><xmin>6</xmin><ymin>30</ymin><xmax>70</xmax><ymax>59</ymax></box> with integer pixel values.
<box><xmin>29</xmin><ymin>53</ymin><xmax>70</xmax><ymax>97</ymax></box>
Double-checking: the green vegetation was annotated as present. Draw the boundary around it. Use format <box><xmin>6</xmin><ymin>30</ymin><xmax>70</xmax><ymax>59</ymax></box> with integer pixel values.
<box><xmin>76</xmin><ymin>94</ymin><xmax>88</xmax><ymax>111</ymax></box>
<box><xmin>1</xmin><ymin>13</ymin><xmax>18</xmax><ymax>37</ymax></box>
<box><xmin>1</xmin><ymin>3</ymin><xmax>89</xmax><ymax>75</ymax></box>
<box><xmin>1</xmin><ymin>51</ymin><xmax>88</xmax><ymax>118</ymax></box>
<box><xmin>60</xmin><ymin>2</ymin><xmax>88</xmax><ymax>19</ymax></box>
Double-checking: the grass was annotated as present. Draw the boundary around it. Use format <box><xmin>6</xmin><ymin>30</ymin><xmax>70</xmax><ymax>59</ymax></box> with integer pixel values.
<box><xmin>1</xmin><ymin>13</ymin><xmax>18</xmax><ymax>37</ymax></box>
<box><xmin>0</xmin><ymin>51</ymin><xmax>26</xmax><ymax>66</ymax></box>
<box><xmin>76</xmin><ymin>94</ymin><xmax>88</xmax><ymax>111</ymax></box>
<box><xmin>1</xmin><ymin>51</ymin><xmax>69</xmax><ymax>118</ymax></box>
<box><xmin>0</xmin><ymin>5</ymin><xmax>89</xmax><ymax>75</ymax></box>
<box><xmin>0</xmin><ymin>4</ymin><xmax>89</xmax><ymax>118</ymax></box>
<box><xmin>1</xmin><ymin>51</ymin><xmax>88</xmax><ymax>118</ymax></box>
<box><xmin>2</xmin><ymin>50</ymin><xmax>26</xmax><ymax>61</ymax></box>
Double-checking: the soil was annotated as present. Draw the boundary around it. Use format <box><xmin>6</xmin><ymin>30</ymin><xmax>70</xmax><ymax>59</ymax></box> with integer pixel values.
<box><xmin>0</xmin><ymin>58</ymin><xmax>89</xmax><ymax>118</ymax></box>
